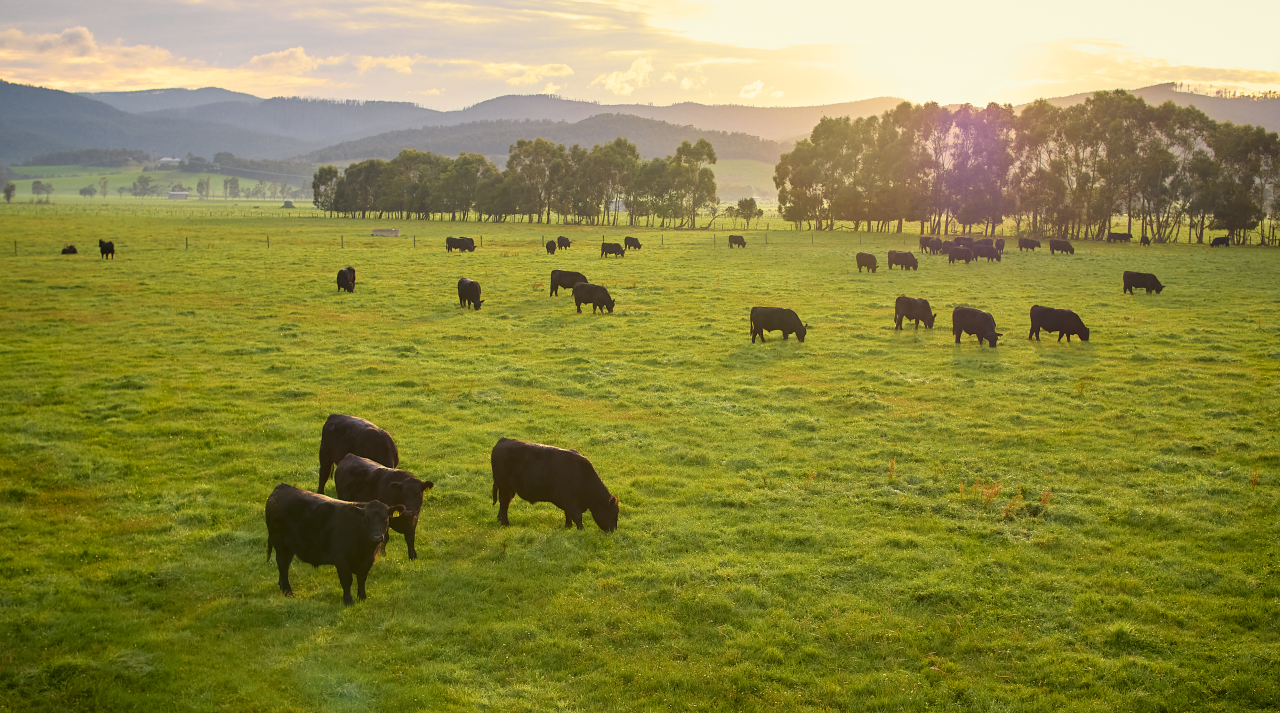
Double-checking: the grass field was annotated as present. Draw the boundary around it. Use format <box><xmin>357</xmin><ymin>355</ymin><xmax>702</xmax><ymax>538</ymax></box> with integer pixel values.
<box><xmin>1</xmin><ymin>203</ymin><xmax>1277</xmax><ymax>712</ymax></box>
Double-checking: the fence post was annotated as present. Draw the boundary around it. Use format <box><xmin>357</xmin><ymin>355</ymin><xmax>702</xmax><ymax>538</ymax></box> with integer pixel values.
<box><xmin>186</xmin><ymin>236</ymin><xmax>188</xmax><ymax>250</ymax></box>
<box><xmin>341</xmin><ymin>236</ymin><xmax>343</xmax><ymax>248</ymax></box>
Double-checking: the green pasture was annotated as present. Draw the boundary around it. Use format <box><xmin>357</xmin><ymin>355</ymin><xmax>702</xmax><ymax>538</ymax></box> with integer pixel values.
<box><xmin>0</xmin><ymin>205</ymin><xmax>1277</xmax><ymax>712</ymax></box>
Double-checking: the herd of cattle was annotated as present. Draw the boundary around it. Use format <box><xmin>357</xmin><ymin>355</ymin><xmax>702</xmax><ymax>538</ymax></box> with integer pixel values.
<box><xmin>267</xmin><ymin>414</ymin><xmax>617</xmax><ymax>604</ymax></box>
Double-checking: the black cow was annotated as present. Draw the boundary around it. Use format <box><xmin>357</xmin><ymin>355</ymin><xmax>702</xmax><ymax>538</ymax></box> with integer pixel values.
<box><xmin>888</xmin><ymin>250</ymin><xmax>918</xmax><ymax>270</ymax></box>
<box><xmin>336</xmin><ymin>265</ymin><xmax>355</xmax><ymax>293</ymax></box>
<box><xmin>445</xmin><ymin>237</ymin><xmax>475</xmax><ymax>252</ymax></box>
<box><xmin>894</xmin><ymin>295</ymin><xmax>935</xmax><ymax>331</ymax></box>
<box><xmin>1029</xmin><ymin>305</ymin><xmax>1090</xmax><ymax>343</ymax></box>
<box><xmin>954</xmin><ymin>236</ymin><xmax>974</xmax><ymax>248</ymax></box>
<box><xmin>1123</xmin><ymin>271</ymin><xmax>1164</xmax><ymax>294</ymax></box>
<box><xmin>545</xmin><ymin>240</ymin><xmax>557</xmax><ymax>255</ymax></box>
<box><xmin>458</xmin><ymin>277</ymin><xmax>484</xmax><ymax>310</ymax></box>
<box><xmin>940</xmin><ymin>240</ymin><xmax>954</xmax><ymax>255</ymax></box>
<box><xmin>995</xmin><ymin>238</ymin><xmax>1005</xmax><ymax>254</ymax></box>
<box><xmin>61</xmin><ymin>245</ymin><xmax>77</xmax><ymax>255</ymax></box>
<box><xmin>1210</xmin><ymin>236</ymin><xmax>1230</xmax><ymax>247</ymax></box>
<box><xmin>975</xmin><ymin>238</ymin><xmax>994</xmax><ymax>247</ymax></box>
<box><xmin>972</xmin><ymin>244</ymin><xmax>1000</xmax><ymax>262</ymax></box>
<box><xmin>1049</xmin><ymin>239</ymin><xmax>1074</xmax><ymax>255</ymax></box>
<box><xmin>318</xmin><ymin>414</ymin><xmax>399</xmax><ymax>494</ymax></box>
<box><xmin>929</xmin><ymin>237</ymin><xmax>944</xmax><ymax>255</ymax></box>
<box><xmin>557</xmin><ymin>236</ymin><xmax>571</xmax><ymax>249</ymax></box>
<box><xmin>1018</xmin><ymin>238</ymin><xmax>1040</xmax><ymax>251</ymax></box>
<box><xmin>918</xmin><ymin>236</ymin><xmax>933</xmax><ymax>251</ymax></box>
<box><xmin>728</xmin><ymin>235</ymin><xmax>746</xmax><ymax>248</ymax></box>
<box><xmin>948</xmin><ymin>247</ymin><xmax>974</xmax><ymax>264</ymax></box>
<box><xmin>1140</xmin><ymin>235</ymin><xmax>1151</xmax><ymax>246</ymax></box>
<box><xmin>624</xmin><ymin>237</ymin><xmax>642</xmax><ymax>250</ymax></box>
<box><xmin>952</xmin><ymin>306</ymin><xmax>1002</xmax><ymax>348</ymax></box>
<box><xmin>856</xmin><ymin>252</ymin><xmax>878</xmax><ymax>273</ymax></box>
<box><xmin>573</xmin><ymin>282</ymin><xmax>615</xmax><ymax>314</ymax></box>
<box><xmin>601</xmin><ymin>242</ymin><xmax>625</xmax><ymax>258</ymax></box>
<box><xmin>99</xmin><ymin>240</ymin><xmax>115</xmax><ymax>259</ymax></box>
<box><xmin>334</xmin><ymin>454</ymin><xmax>434</xmax><ymax>560</ymax></box>
<box><xmin>491</xmin><ymin>438</ymin><xmax>619</xmax><ymax>531</ymax></box>
<box><xmin>549</xmin><ymin>269</ymin><xmax>588</xmax><ymax>296</ymax></box>
<box><xmin>265</xmin><ymin>483</ymin><xmax>403</xmax><ymax>606</ymax></box>
<box><xmin>750</xmin><ymin>306</ymin><xmax>807</xmax><ymax>343</ymax></box>
<box><xmin>1107</xmin><ymin>232</ymin><xmax>1133</xmax><ymax>243</ymax></box>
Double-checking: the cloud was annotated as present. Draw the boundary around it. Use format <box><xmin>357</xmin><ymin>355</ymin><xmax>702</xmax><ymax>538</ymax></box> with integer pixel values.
<box><xmin>483</xmin><ymin>62</ymin><xmax>575</xmax><ymax>86</ymax></box>
<box><xmin>739</xmin><ymin>80</ymin><xmax>763</xmax><ymax>98</ymax></box>
<box><xmin>543</xmin><ymin>82</ymin><xmax>564</xmax><ymax>93</ymax></box>
<box><xmin>592</xmin><ymin>57</ymin><xmax>652</xmax><ymax>96</ymax></box>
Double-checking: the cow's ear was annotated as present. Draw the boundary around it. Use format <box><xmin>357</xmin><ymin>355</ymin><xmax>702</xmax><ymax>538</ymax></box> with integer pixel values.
<box><xmin>390</xmin><ymin>505</ymin><xmax>405</xmax><ymax>518</ymax></box>
<box><xmin>611</xmin><ymin>496</ymin><xmax>619</xmax><ymax>506</ymax></box>
<box><xmin>996</xmin><ymin>332</ymin><xmax>1005</xmax><ymax>337</ymax></box>
<box><xmin>420</xmin><ymin>481</ymin><xmax>434</xmax><ymax>492</ymax></box>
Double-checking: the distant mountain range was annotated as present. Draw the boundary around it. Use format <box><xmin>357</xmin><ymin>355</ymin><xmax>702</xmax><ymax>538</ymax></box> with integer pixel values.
<box><xmin>3</xmin><ymin>79</ymin><xmax>1277</xmax><ymax>169</ymax></box>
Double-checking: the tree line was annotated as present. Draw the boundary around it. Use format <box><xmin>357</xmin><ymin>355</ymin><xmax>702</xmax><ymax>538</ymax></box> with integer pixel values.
<box><xmin>312</xmin><ymin>137</ymin><xmax>720</xmax><ymax>228</ymax></box>
<box><xmin>773</xmin><ymin>90</ymin><xmax>1280</xmax><ymax>243</ymax></box>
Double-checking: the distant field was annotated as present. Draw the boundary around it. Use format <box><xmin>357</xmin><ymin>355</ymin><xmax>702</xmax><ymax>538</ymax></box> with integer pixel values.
<box><xmin>6</xmin><ymin>166</ymin><xmax>304</xmax><ymax>203</ymax></box>
<box><xmin>1</xmin><ymin>206</ymin><xmax>1277</xmax><ymax>711</ymax></box>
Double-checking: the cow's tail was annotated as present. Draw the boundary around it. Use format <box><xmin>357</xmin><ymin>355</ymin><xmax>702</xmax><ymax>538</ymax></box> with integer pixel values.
<box><xmin>491</xmin><ymin>480</ymin><xmax>498</xmax><ymax>505</ymax></box>
<box><xmin>267</xmin><ymin>539</ymin><xmax>274</xmax><ymax>562</ymax></box>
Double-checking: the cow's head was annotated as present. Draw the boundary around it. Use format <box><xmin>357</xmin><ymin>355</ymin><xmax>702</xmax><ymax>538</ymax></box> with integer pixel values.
<box><xmin>925</xmin><ymin>313</ymin><xmax>937</xmax><ymax>329</ymax></box>
<box><xmin>796</xmin><ymin>323</ymin><xmax>808</xmax><ymax>343</ymax></box>
<box><xmin>605</xmin><ymin>298</ymin><xmax>615</xmax><ymax>313</ymax></box>
<box><xmin>386</xmin><ymin>477</ymin><xmax>434</xmax><ymax>523</ymax></box>
<box><xmin>473</xmin><ymin>299</ymin><xmax>485</xmax><ymax>311</ymax></box>
<box><xmin>1078</xmin><ymin>326</ymin><xmax>1091</xmax><ymax>342</ymax></box>
<box><xmin>988</xmin><ymin>332</ymin><xmax>1004</xmax><ymax>348</ymax></box>
<box><xmin>355</xmin><ymin>500</ymin><xmax>405</xmax><ymax>548</ymax></box>
<box><xmin>591</xmin><ymin>496</ymin><xmax>620</xmax><ymax>532</ymax></box>
<box><xmin>1154</xmin><ymin>284</ymin><xmax>1164</xmax><ymax>294</ymax></box>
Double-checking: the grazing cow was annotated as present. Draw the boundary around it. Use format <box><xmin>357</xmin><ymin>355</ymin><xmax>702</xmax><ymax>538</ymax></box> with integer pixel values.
<box><xmin>265</xmin><ymin>483</ymin><xmax>403</xmax><ymax>606</ymax></box>
<box><xmin>318</xmin><ymin>414</ymin><xmax>399</xmax><ymax>495</ymax></box>
<box><xmin>995</xmin><ymin>238</ymin><xmax>1005</xmax><ymax>254</ymax></box>
<box><xmin>458</xmin><ymin>277</ymin><xmax>484</xmax><ymax>310</ymax></box>
<box><xmin>856</xmin><ymin>252</ymin><xmax>878</xmax><ymax>273</ymax></box>
<box><xmin>336</xmin><ymin>266</ymin><xmax>355</xmax><ymax>293</ymax></box>
<box><xmin>954</xmin><ymin>236</ymin><xmax>974</xmax><ymax>248</ymax></box>
<box><xmin>972</xmin><ymin>244</ymin><xmax>1001</xmax><ymax>262</ymax></box>
<box><xmin>573</xmin><ymin>282</ymin><xmax>615</xmax><ymax>314</ymax></box>
<box><xmin>545</xmin><ymin>240</ymin><xmax>557</xmax><ymax>255</ymax></box>
<box><xmin>1029</xmin><ymin>305</ymin><xmax>1090</xmax><ymax>343</ymax></box>
<box><xmin>1107</xmin><ymin>232</ymin><xmax>1133</xmax><ymax>243</ymax></box>
<box><xmin>1018</xmin><ymin>238</ymin><xmax>1040</xmax><ymax>251</ymax></box>
<box><xmin>1140</xmin><ymin>235</ymin><xmax>1151</xmax><ymax>246</ymax></box>
<box><xmin>975</xmin><ymin>238</ymin><xmax>994</xmax><ymax>247</ymax></box>
<box><xmin>929</xmin><ymin>237</ymin><xmax>944</xmax><ymax>255</ymax></box>
<box><xmin>888</xmin><ymin>250</ymin><xmax>918</xmax><ymax>270</ymax></box>
<box><xmin>952</xmin><ymin>306</ymin><xmax>1002</xmax><ymax>348</ymax></box>
<box><xmin>728</xmin><ymin>235</ymin><xmax>747</xmax><ymax>248</ymax></box>
<box><xmin>600</xmin><ymin>242</ymin><xmax>625</xmax><ymax>258</ymax></box>
<box><xmin>460</xmin><ymin>237</ymin><xmax>476</xmax><ymax>251</ymax></box>
<box><xmin>948</xmin><ymin>247</ymin><xmax>974</xmax><ymax>264</ymax></box>
<box><xmin>940</xmin><ymin>240</ymin><xmax>954</xmax><ymax>255</ymax></box>
<box><xmin>894</xmin><ymin>295</ymin><xmax>935</xmax><ymax>331</ymax></box>
<box><xmin>61</xmin><ymin>245</ymin><xmax>77</xmax><ymax>255</ymax></box>
<box><xmin>549</xmin><ymin>269</ymin><xmax>588</xmax><ymax>297</ymax></box>
<box><xmin>750</xmin><ymin>306</ymin><xmax>807</xmax><ymax>343</ymax></box>
<box><xmin>1049</xmin><ymin>239</ymin><xmax>1074</xmax><ymax>255</ymax></box>
<box><xmin>1123</xmin><ymin>271</ymin><xmax>1164</xmax><ymax>294</ymax></box>
<box><xmin>624</xmin><ymin>236</ymin><xmax>642</xmax><ymax>250</ymax></box>
<box><xmin>557</xmin><ymin>236</ymin><xmax>571</xmax><ymax>249</ymax></box>
<box><xmin>334</xmin><ymin>454</ymin><xmax>434</xmax><ymax>560</ymax></box>
<box><xmin>491</xmin><ymin>438</ymin><xmax>619</xmax><ymax>531</ymax></box>
<box><xmin>1211</xmin><ymin>236</ymin><xmax>1230</xmax><ymax>247</ymax></box>
<box><xmin>918</xmin><ymin>236</ymin><xmax>933</xmax><ymax>251</ymax></box>
<box><xmin>99</xmin><ymin>240</ymin><xmax>115</xmax><ymax>259</ymax></box>
<box><xmin>445</xmin><ymin>237</ymin><xmax>474</xmax><ymax>252</ymax></box>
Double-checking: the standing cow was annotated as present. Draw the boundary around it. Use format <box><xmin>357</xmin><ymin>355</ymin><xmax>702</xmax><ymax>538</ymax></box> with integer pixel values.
<box><xmin>545</xmin><ymin>240</ymin><xmax>557</xmax><ymax>255</ymax></box>
<box><xmin>99</xmin><ymin>240</ymin><xmax>115</xmax><ymax>259</ymax></box>
<box><xmin>918</xmin><ymin>236</ymin><xmax>933</xmax><ymax>251</ymax></box>
<box><xmin>894</xmin><ymin>295</ymin><xmax>935</xmax><ymax>331</ymax></box>
<box><xmin>557</xmin><ymin>236</ymin><xmax>572</xmax><ymax>249</ymax></box>
<box><xmin>995</xmin><ymin>238</ymin><xmax>1005</xmax><ymax>254</ymax></box>
<box><xmin>334</xmin><ymin>454</ymin><xmax>434</xmax><ymax>560</ymax></box>
<box><xmin>336</xmin><ymin>266</ymin><xmax>355</xmax><ymax>293</ymax></box>
<box><xmin>948</xmin><ymin>247</ymin><xmax>974</xmax><ymax>264</ymax></box>
<box><xmin>856</xmin><ymin>252</ymin><xmax>878</xmax><ymax>273</ymax></box>
<box><xmin>1028</xmin><ymin>305</ymin><xmax>1090</xmax><ymax>342</ymax></box>
<box><xmin>549</xmin><ymin>269</ymin><xmax>588</xmax><ymax>297</ymax></box>
<box><xmin>929</xmin><ymin>237</ymin><xmax>944</xmax><ymax>255</ymax></box>
<box><xmin>952</xmin><ymin>306</ymin><xmax>1002</xmax><ymax>348</ymax></box>
<box><xmin>1107</xmin><ymin>232</ymin><xmax>1133</xmax><ymax>243</ymax></box>
<box><xmin>318</xmin><ymin>414</ymin><xmax>399</xmax><ymax>495</ymax></box>
<box><xmin>458</xmin><ymin>277</ymin><xmax>484</xmax><ymax>310</ymax></box>
<box><xmin>972</xmin><ymin>245</ymin><xmax>1000</xmax><ymax>262</ymax></box>
<box><xmin>624</xmin><ymin>237</ymin><xmax>642</xmax><ymax>250</ymax></box>
<box><xmin>1049</xmin><ymin>239</ymin><xmax>1074</xmax><ymax>255</ymax></box>
<box><xmin>491</xmin><ymin>438</ymin><xmax>619</xmax><ymax>531</ymax></box>
<box><xmin>572</xmin><ymin>282</ymin><xmax>615</xmax><ymax>314</ymax></box>
<box><xmin>1123</xmin><ymin>271</ymin><xmax>1164</xmax><ymax>294</ymax></box>
<box><xmin>265</xmin><ymin>483</ymin><xmax>403</xmax><ymax>605</ymax></box>
<box><xmin>728</xmin><ymin>235</ymin><xmax>747</xmax><ymax>248</ymax></box>
<box><xmin>888</xmin><ymin>250</ymin><xmax>918</xmax><ymax>270</ymax></box>
<box><xmin>1018</xmin><ymin>238</ymin><xmax>1040</xmax><ymax>251</ymax></box>
<box><xmin>445</xmin><ymin>237</ymin><xmax>475</xmax><ymax>252</ymax></box>
<box><xmin>1140</xmin><ymin>235</ymin><xmax>1151</xmax><ymax>246</ymax></box>
<box><xmin>601</xmin><ymin>243</ymin><xmax>625</xmax><ymax>258</ymax></box>
<box><xmin>1210</xmin><ymin>237</ymin><xmax>1230</xmax><ymax>247</ymax></box>
<box><xmin>750</xmin><ymin>306</ymin><xmax>807</xmax><ymax>343</ymax></box>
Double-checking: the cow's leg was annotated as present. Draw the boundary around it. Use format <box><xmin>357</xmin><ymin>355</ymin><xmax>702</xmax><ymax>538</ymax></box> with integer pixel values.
<box><xmin>275</xmin><ymin>547</ymin><xmax>295</xmax><ymax>596</ymax></box>
<box><xmin>1063</xmin><ymin>334</ymin><xmax>1070</xmax><ymax>342</ymax></box>
<box><xmin>564</xmin><ymin>510</ymin><xmax>574</xmax><ymax>528</ymax></box>
<box><xmin>337</xmin><ymin>565</ymin><xmax>355</xmax><ymax>606</ymax></box>
<box><xmin>317</xmin><ymin>451</ymin><xmax>333</xmax><ymax>494</ymax></box>
<box><xmin>576</xmin><ymin>300</ymin><xmax>583</xmax><ymax>313</ymax></box>
<box><xmin>404</xmin><ymin>528</ymin><xmax>417</xmax><ymax>560</ymax></box>
<box><xmin>355</xmin><ymin>568</ymin><xmax>370</xmax><ymax>602</ymax></box>
<box><xmin>914</xmin><ymin>319</ymin><xmax>920</xmax><ymax>331</ymax></box>
<box><xmin>954</xmin><ymin>329</ymin><xmax>962</xmax><ymax>344</ymax></box>
<box><xmin>497</xmin><ymin>492</ymin><xmax>514</xmax><ymax>526</ymax></box>
<box><xmin>564</xmin><ymin>509</ymin><xmax>584</xmax><ymax>530</ymax></box>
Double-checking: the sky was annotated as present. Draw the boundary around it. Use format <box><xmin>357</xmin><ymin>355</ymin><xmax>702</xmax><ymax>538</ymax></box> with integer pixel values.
<box><xmin>1</xmin><ymin>0</ymin><xmax>1278</xmax><ymax>109</ymax></box>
